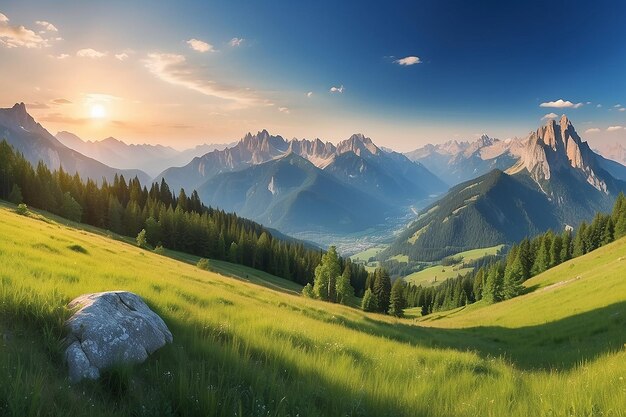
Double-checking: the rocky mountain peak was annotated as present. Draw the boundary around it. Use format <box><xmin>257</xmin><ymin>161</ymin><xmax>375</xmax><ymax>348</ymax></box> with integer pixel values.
<box><xmin>337</xmin><ymin>133</ymin><xmax>380</xmax><ymax>156</ymax></box>
<box><xmin>507</xmin><ymin>116</ymin><xmax>607</xmax><ymax>193</ymax></box>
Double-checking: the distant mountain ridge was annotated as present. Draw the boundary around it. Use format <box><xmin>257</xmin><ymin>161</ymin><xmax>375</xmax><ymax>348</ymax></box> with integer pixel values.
<box><xmin>0</xmin><ymin>103</ymin><xmax>150</xmax><ymax>184</ymax></box>
<box><xmin>405</xmin><ymin>134</ymin><xmax>523</xmax><ymax>186</ymax></box>
<box><xmin>155</xmin><ymin>130</ymin><xmax>446</xmax><ymax>234</ymax></box>
<box><xmin>384</xmin><ymin>116</ymin><xmax>626</xmax><ymax>261</ymax></box>
<box><xmin>56</xmin><ymin>131</ymin><xmax>234</xmax><ymax>177</ymax></box>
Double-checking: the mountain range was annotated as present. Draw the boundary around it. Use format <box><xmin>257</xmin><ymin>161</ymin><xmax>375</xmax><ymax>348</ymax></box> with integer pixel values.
<box><xmin>0</xmin><ymin>103</ymin><xmax>150</xmax><ymax>184</ymax></box>
<box><xmin>156</xmin><ymin>130</ymin><xmax>446</xmax><ymax>233</ymax></box>
<box><xmin>4</xmin><ymin>102</ymin><xmax>626</xmax><ymax>259</ymax></box>
<box><xmin>384</xmin><ymin>115</ymin><xmax>626</xmax><ymax>261</ymax></box>
<box><xmin>55</xmin><ymin>131</ymin><xmax>234</xmax><ymax>177</ymax></box>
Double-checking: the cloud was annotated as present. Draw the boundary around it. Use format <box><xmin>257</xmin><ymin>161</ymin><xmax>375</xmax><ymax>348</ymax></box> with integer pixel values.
<box><xmin>229</xmin><ymin>37</ymin><xmax>244</xmax><ymax>47</ymax></box>
<box><xmin>596</xmin><ymin>104</ymin><xmax>602</xmax><ymax>108</ymax></box>
<box><xmin>278</xmin><ymin>107</ymin><xmax>290</xmax><ymax>114</ymax></box>
<box><xmin>76</xmin><ymin>48</ymin><xmax>107</xmax><ymax>58</ymax></box>
<box><xmin>541</xmin><ymin>112</ymin><xmax>559</xmax><ymax>120</ymax></box>
<box><xmin>620</xmin><ymin>108</ymin><xmax>626</xmax><ymax>112</ymax></box>
<box><xmin>613</xmin><ymin>104</ymin><xmax>622</xmax><ymax>108</ymax></box>
<box><xmin>306</xmin><ymin>91</ymin><xmax>313</xmax><ymax>98</ymax></box>
<box><xmin>83</xmin><ymin>93</ymin><xmax>122</xmax><ymax>104</ymax></box>
<box><xmin>49</xmin><ymin>53</ymin><xmax>69</xmax><ymax>59</ymax></box>
<box><xmin>25</xmin><ymin>102</ymin><xmax>50</xmax><ymax>109</ymax></box>
<box><xmin>329</xmin><ymin>85</ymin><xmax>344</xmax><ymax>93</ymax></box>
<box><xmin>540</xmin><ymin>99</ymin><xmax>583</xmax><ymax>109</ymax></box>
<box><xmin>584</xmin><ymin>128</ymin><xmax>601</xmax><ymax>134</ymax></box>
<box><xmin>38</xmin><ymin>112</ymin><xmax>89</xmax><ymax>125</ymax></box>
<box><xmin>51</xmin><ymin>98</ymin><xmax>72</xmax><ymax>105</ymax></box>
<box><xmin>607</xmin><ymin>126</ymin><xmax>624</xmax><ymax>132</ymax></box>
<box><xmin>144</xmin><ymin>53</ymin><xmax>268</xmax><ymax>107</ymax></box>
<box><xmin>186</xmin><ymin>38</ymin><xmax>214</xmax><ymax>53</ymax></box>
<box><xmin>35</xmin><ymin>21</ymin><xmax>58</xmax><ymax>32</ymax></box>
<box><xmin>0</xmin><ymin>12</ymin><xmax>50</xmax><ymax>48</ymax></box>
<box><xmin>394</xmin><ymin>56</ymin><xmax>422</xmax><ymax>66</ymax></box>
<box><xmin>115</xmin><ymin>52</ymin><xmax>129</xmax><ymax>61</ymax></box>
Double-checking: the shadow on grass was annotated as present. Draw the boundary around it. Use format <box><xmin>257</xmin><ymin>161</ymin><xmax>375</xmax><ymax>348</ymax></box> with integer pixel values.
<box><xmin>344</xmin><ymin>301</ymin><xmax>626</xmax><ymax>371</ymax></box>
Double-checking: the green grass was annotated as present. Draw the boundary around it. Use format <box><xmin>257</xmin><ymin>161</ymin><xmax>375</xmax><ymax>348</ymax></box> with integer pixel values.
<box><xmin>402</xmin><ymin>265</ymin><xmax>474</xmax><ymax>286</ymax></box>
<box><xmin>1</xmin><ymin>202</ymin><xmax>625</xmax><ymax>417</ymax></box>
<box><xmin>349</xmin><ymin>245</ymin><xmax>387</xmax><ymax>262</ymax></box>
<box><xmin>387</xmin><ymin>254</ymin><xmax>408</xmax><ymax>263</ymax></box>
<box><xmin>451</xmin><ymin>244</ymin><xmax>504</xmax><ymax>263</ymax></box>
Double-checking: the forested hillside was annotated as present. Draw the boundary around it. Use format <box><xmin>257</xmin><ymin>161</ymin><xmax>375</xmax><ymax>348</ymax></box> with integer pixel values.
<box><xmin>0</xmin><ymin>140</ymin><xmax>370</xmax><ymax>290</ymax></box>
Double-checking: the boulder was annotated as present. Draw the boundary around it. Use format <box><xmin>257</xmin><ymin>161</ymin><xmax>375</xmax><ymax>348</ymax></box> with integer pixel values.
<box><xmin>64</xmin><ymin>291</ymin><xmax>172</xmax><ymax>383</ymax></box>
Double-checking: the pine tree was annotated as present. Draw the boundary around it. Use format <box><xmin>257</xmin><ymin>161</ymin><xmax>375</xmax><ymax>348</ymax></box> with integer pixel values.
<box><xmin>482</xmin><ymin>262</ymin><xmax>504</xmax><ymax>303</ymax></box>
<box><xmin>503</xmin><ymin>255</ymin><xmax>524</xmax><ymax>299</ymax></box>
<box><xmin>531</xmin><ymin>235</ymin><xmax>550</xmax><ymax>275</ymax></box>
<box><xmin>373</xmin><ymin>267</ymin><xmax>392</xmax><ymax>313</ymax></box>
<box><xmin>573</xmin><ymin>222</ymin><xmax>588</xmax><ymax>257</ymax></box>
<box><xmin>8</xmin><ymin>184</ymin><xmax>22</xmax><ymax>204</ymax></box>
<box><xmin>549</xmin><ymin>235</ymin><xmax>562</xmax><ymax>268</ymax></box>
<box><xmin>361</xmin><ymin>288</ymin><xmax>378</xmax><ymax>312</ymax></box>
<box><xmin>388</xmin><ymin>279</ymin><xmax>406</xmax><ymax>317</ymax></box>
<box><xmin>517</xmin><ymin>238</ymin><xmax>532</xmax><ymax>280</ymax></box>
<box><xmin>60</xmin><ymin>191</ymin><xmax>82</xmax><ymax>222</ymax></box>
<box><xmin>561</xmin><ymin>230</ymin><xmax>573</xmax><ymax>262</ymax></box>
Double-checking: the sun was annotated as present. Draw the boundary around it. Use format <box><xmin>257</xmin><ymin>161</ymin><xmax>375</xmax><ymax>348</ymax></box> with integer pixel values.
<box><xmin>90</xmin><ymin>104</ymin><xmax>106</xmax><ymax>119</ymax></box>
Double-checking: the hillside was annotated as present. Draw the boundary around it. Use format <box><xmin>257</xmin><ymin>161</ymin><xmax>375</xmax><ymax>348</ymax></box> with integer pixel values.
<box><xmin>1</xmin><ymin>202</ymin><xmax>624</xmax><ymax>417</ymax></box>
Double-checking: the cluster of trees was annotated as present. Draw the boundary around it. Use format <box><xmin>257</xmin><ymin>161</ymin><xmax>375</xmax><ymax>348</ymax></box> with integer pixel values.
<box><xmin>405</xmin><ymin>193</ymin><xmax>626</xmax><ymax>315</ymax></box>
<box><xmin>302</xmin><ymin>248</ymin><xmax>405</xmax><ymax>317</ymax></box>
<box><xmin>0</xmin><ymin>140</ymin><xmax>326</xmax><ymax>284</ymax></box>
<box><xmin>362</xmin><ymin>268</ymin><xmax>406</xmax><ymax>317</ymax></box>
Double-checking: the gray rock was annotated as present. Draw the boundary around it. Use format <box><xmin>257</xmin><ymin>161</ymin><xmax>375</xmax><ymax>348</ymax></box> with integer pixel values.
<box><xmin>64</xmin><ymin>291</ymin><xmax>172</xmax><ymax>383</ymax></box>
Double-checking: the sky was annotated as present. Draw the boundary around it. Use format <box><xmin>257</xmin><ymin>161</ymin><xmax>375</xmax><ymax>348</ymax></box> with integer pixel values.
<box><xmin>0</xmin><ymin>0</ymin><xmax>625</xmax><ymax>151</ymax></box>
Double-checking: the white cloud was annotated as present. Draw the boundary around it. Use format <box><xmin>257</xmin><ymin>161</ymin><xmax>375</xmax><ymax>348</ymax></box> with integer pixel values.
<box><xmin>329</xmin><ymin>85</ymin><xmax>344</xmax><ymax>93</ymax></box>
<box><xmin>620</xmin><ymin>108</ymin><xmax>626</xmax><ymax>112</ymax></box>
<box><xmin>35</xmin><ymin>21</ymin><xmax>58</xmax><ymax>32</ymax></box>
<box><xmin>187</xmin><ymin>38</ymin><xmax>214</xmax><ymax>53</ymax></box>
<box><xmin>541</xmin><ymin>112</ymin><xmax>559</xmax><ymax>120</ymax></box>
<box><xmin>584</xmin><ymin>128</ymin><xmax>601</xmax><ymax>134</ymax></box>
<box><xmin>394</xmin><ymin>56</ymin><xmax>422</xmax><ymax>66</ymax></box>
<box><xmin>613</xmin><ymin>104</ymin><xmax>622</xmax><ymax>108</ymax></box>
<box><xmin>229</xmin><ymin>37</ymin><xmax>244</xmax><ymax>47</ymax></box>
<box><xmin>596</xmin><ymin>104</ymin><xmax>602</xmax><ymax>108</ymax></box>
<box><xmin>49</xmin><ymin>53</ymin><xmax>69</xmax><ymax>59</ymax></box>
<box><xmin>540</xmin><ymin>99</ymin><xmax>583</xmax><ymax>109</ymax></box>
<box><xmin>278</xmin><ymin>107</ymin><xmax>290</xmax><ymax>114</ymax></box>
<box><xmin>607</xmin><ymin>126</ymin><xmax>624</xmax><ymax>132</ymax></box>
<box><xmin>144</xmin><ymin>52</ymin><xmax>268</xmax><ymax>107</ymax></box>
<box><xmin>115</xmin><ymin>52</ymin><xmax>129</xmax><ymax>61</ymax></box>
<box><xmin>306</xmin><ymin>91</ymin><xmax>313</xmax><ymax>98</ymax></box>
<box><xmin>76</xmin><ymin>48</ymin><xmax>106</xmax><ymax>58</ymax></box>
<box><xmin>0</xmin><ymin>12</ymin><xmax>50</xmax><ymax>48</ymax></box>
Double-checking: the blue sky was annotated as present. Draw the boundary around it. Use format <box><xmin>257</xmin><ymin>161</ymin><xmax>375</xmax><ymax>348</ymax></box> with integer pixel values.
<box><xmin>0</xmin><ymin>0</ymin><xmax>625</xmax><ymax>150</ymax></box>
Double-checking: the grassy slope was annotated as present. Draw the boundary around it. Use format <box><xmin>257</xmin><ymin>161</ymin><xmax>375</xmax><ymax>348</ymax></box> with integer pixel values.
<box><xmin>403</xmin><ymin>265</ymin><xmax>474</xmax><ymax>286</ymax></box>
<box><xmin>1</xmin><ymin>203</ymin><xmax>625</xmax><ymax>417</ymax></box>
<box><xmin>452</xmin><ymin>244</ymin><xmax>504</xmax><ymax>263</ymax></box>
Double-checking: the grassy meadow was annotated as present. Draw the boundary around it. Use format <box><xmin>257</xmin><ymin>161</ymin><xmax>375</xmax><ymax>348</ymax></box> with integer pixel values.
<box><xmin>1</xmin><ymin>202</ymin><xmax>625</xmax><ymax>417</ymax></box>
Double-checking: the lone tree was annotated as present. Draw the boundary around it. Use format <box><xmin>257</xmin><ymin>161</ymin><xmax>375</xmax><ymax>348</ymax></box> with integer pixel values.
<box><xmin>388</xmin><ymin>279</ymin><xmax>406</xmax><ymax>317</ymax></box>
<box><xmin>313</xmin><ymin>246</ymin><xmax>341</xmax><ymax>302</ymax></box>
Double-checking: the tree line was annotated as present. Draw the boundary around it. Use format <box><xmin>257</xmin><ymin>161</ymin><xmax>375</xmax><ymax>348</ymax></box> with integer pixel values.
<box><xmin>0</xmin><ymin>140</ymin><xmax>371</xmax><ymax>290</ymax></box>
<box><xmin>405</xmin><ymin>193</ymin><xmax>626</xmax><ymax>315</ymax></box>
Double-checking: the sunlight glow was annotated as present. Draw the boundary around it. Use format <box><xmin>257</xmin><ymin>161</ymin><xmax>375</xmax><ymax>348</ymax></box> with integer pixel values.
<box><xmin>90</xmin><ymin>104</ymin><xmax>106</xmax><ymax>119</ymax></box>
